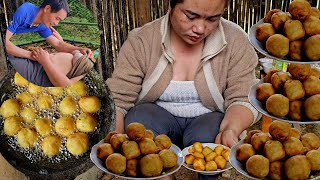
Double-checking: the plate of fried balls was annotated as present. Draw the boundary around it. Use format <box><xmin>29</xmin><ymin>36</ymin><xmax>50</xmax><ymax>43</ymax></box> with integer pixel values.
<box><xmin>90</xmin><ymin>122</ymin><xmax>184</xmax><ymax>179</ymax></box>
<box><xmin>250</xmin><ymin>63</ymin><xmax>320</xmax><ymax>124</ymax></box>
<box><xmin>249</xmin><ymin>0</ymin><xmax>320</xmax><ymax>63</ymax></box>
<box><xmin>230</xmin><ymin>120</ymin><xmax>320</xmax><ymax>180</ymax></box>
<box><xmin>182</xmin><ymin>142</ymin><xmax>232</xmax><ymax>175</ymax></box>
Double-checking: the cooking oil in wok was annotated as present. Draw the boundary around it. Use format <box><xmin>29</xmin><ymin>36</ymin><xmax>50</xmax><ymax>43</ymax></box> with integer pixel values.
<box><xmin>0</xmin><ymin>74</ymin><xmax>108</xmax><ymax>164</ymax></box>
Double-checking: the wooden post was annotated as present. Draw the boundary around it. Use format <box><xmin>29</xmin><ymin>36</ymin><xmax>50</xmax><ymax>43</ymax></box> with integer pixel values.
<box><xmin>0</xmin><ymin>0</ymin><xmax>8</xmax><ymax>80</ymax></box>
<box><xmin>134</xmin><ymin>0</ymin><xmax>151</xmax><ymax>27</ymax></box>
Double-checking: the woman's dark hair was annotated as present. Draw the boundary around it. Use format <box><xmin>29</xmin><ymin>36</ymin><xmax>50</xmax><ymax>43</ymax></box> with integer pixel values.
<box><xmin>170</xmin><ymin>0</ymin><xmax>228</xmax><ymax>9</ymax></box>
<box><xmin>170</xmin><ymin>0</ymin><xmax>184</xmax><ymax>9</ymax></box>
<box><xmin>40</xmin><ymin>0</ymin><xmax>69</xmax><ymax>14</ymax></box>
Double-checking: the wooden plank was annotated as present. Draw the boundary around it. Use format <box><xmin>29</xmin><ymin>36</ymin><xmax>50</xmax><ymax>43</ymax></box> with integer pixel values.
<box><xmin>134</xmin><ymin>0</ymin><xmax>151</xmax><ymax>27</ymax></box>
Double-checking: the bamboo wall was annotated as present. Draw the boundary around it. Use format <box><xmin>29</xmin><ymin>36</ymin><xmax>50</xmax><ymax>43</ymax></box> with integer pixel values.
<box><xmin>0</xmin><ymin>0</ymin><xmax>319</xmax><ymax>80</ymax></box>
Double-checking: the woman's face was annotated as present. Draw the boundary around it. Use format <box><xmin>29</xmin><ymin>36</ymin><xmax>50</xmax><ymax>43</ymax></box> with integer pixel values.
<box><xmin>170</xmin><ymin>0</ymin><xmax>226</xmax><ymax>45</ymax></box>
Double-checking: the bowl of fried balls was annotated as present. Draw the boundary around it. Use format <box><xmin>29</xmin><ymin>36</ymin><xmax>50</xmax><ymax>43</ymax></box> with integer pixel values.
<box><xmin>90</xmin><ymin>122</ymin><xmax>184</xmax><ymax>179</ymax></box>
<box><xmin>250</xmin><ymin>63</ymin><xmax>320</xmax><ymax>123</ymax></box>
<box><xmin>181</xmin><ymin>142</ymin><xmax>232</xmax><ymax>175</ymax></box>
<box><xmin>230</xmin><ymin>120</ymin><xmax>320</xmax><ymax>180</ymax></box>
<box><xmin>249</xmin><ymin>0</ymin><xmax>320</xmax><ymax>63</ymax></box>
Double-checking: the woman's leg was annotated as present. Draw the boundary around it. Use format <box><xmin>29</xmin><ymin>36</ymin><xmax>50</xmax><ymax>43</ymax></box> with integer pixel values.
<box><xmin>183</xmin><ymin>111</ymin><xmax>224</xmax><ymax>147</ymax></box>
<box><xmin>124</xmin><ymin>103</ymin><xmax>184</xmax><ymax>148</ymax></box>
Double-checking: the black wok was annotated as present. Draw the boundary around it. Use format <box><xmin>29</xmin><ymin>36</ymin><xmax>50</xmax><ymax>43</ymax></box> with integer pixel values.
<box><xmin>0</xmin><ymin>68</ymin><xmax>115</xmax><ymax>180</ymax></box>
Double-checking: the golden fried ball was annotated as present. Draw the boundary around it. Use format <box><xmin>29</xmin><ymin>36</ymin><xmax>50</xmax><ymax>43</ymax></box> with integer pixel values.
<box><xmin>20</xmin><ymin>107</ymin><xmax>37</xmax><ymax>124</ymax></box>
<box><xmin>251</xmin><ymin>132</ymin><xmax>271</xmax><ymax>151</ymax></box>
<box><xmin>202</xmin><ymin>146</ymin><xmax>213</xmax><ymax>156</ymax></box>
<box><xmin>283</xmin><ymin>80</ymin><xmax>305</xmax><ymax>101</ymax></box>
<box><xmin>59</xmin><ymin>96</ymin><xmax>77</xmax><ymax>116</ymax></box>
<box><xmin>193</xmin><ymin>158</ymin><xmax>206</xmax><ymax>171</ymax></box>
<box><xmin>0</xmin><ymin>99</ymin><xmax>21</xmax><ymax>118</ymax></box>
<box><xmin>35</xmin><ymin>118</ymin><xmax>52</xmax><ymax>137</ymax></box>
<box><xmin>126</xmin><ymin>122</ymin><xmax>146</xmax><ymax>141</ymax></box>
<box><xmin>244</xmin><ymin>130</ymin><xmax>262</xmax><ymax>144</ymax></box>
<box><xmin>304</xmin><ymin>34</ymin><xmax>320</xmax><ymax>61</ymax></box>
<box><xmin>76</xmin><ymin>113</ymin><xmax>97</xmax><ymax>133</ymax></box>
<box><xmin>122</xmin><ymin>141</ymin><xmax>141</xmax><ymax>160</ymax></box>
<box><xmin>269</xmin><ymin>120</ymin><xmax>291</xmax><ymax>142</ymax></box>
<box><xmin>28</xmin><ymin>83</ymin><xmax>43</xmax><ymax>95</ymax></box>
<box><xmin>78</xmin><ymin>96</ymin><xmax>101</xmax><ymax>113</ymax></box>
<box><xmin>266</xmin><ymin>34</ymin><xmax>289</xmax><ymax>58</ymax></box>
<box><xmin>126</xmin><ymin>159</ymin><xmax>139</xmax><ymax>177</ymax></box>
<box><xmin>283</xmin><ymin>137</ymin><xmax>307</xmax><ymax>156</ymax></box>
<box><xmin>104</xmin><ymin>131</ymin><xmax>118</xmax><ymax>143</ymax></box>
<box><xmin>17</xmin><ymin>128</ymin><xmax>38</xmax><ymax>148</ymax></box>
<box><xmin>289</xmin><ymin>128</ymin><xmax>301</xmax><ymax>139</ymax></box>
<box><xmin>140</xmin><ymin>154</ymin><xmax>163</xmax><ymax>177</ymax></box>
<box><xmin>283</xmin><ymin>20</ymin><xmax>305</xmax><ymax>41</ymax></box>
<box><xmin>266</xmin><ymin>94</ymin><xmax>289</xmax><ymax>118</ymax></box>
<box><xmin>304</xmin><ymin>94</ymin><xmax>320</xmax><ymax>121</ymax></box>
<box><xmin>47</xmin><ymin>87</ymin><xmax>64</xmax><ymax>97</ymax></box>
<box><xmin>264</xmin><ymin>9</ymin><xmax>282</xmax><ymax>23</ymax></box>
<box><xmin>55</xmin><ymin>117</ymin><xmax>76</xmax><ymax>137</ymax></box>
<box><xmin>97</xmin><ymin>143</ymin><xmax>114</xmax><ymax>160</ymax></box>
<box><xmin>301</xmin><ymin>133</ymin><xmax>320</xmax><ymax>150</ymax></box>
<box><xmin>106</xmin><ymin>153</ymin><xmax>126</xmax><ymax>174</ymax></box>
<box><xmin>185</xmin><ymin>154</ymin><xmax>195</xmax><ymax>165</ymax></box>
<box><xmin>288</xmin><ymin>0</ymin><xmax>311</xmax><ymax>21</ymax></box>
<box><xmin>263</xmin><ymin>140</ymin><xmax>285</xmax><ymax>162</ymax></box>
<box><xmin>159</xmin><ymin>149</ymin><xmax>178</xmax><ymax>168</ymax></box>
<box><xmin>66</xmin><ymin>132</ymin><xmax>89</xmax><ymax>155</ymax></box>
<box><xmin>66</xmin><ymin>81</ymin><xmax>88</xmax><ymax>97</ymax></box>
<box><xmin>154</xmin><ymin>134</ymin><xmax>172</xmax><ymax>150</ymax></box>
<box><xmin>41</xmin><ymin>135</ymin><xmax>61</xmax><ymax>157</ymax></box>
<box><xmin>4</xmin><ymin>116</ymin><xmax>23</xmax><ymax>136</ymax></box>
<box><xmin>246</xmin><ymin>155</ymin><xmax>269</xmax><ymax>178</ymax></box>
<box><xmin>110</xmin><ymin>134</ymin><xmax>129</xmax><ymax>150</ymax></box>
<box><xmin>269</xmin><ymin>161</ymin><xmax>284</xmax><ymax>180</ymax></box>
<box><xmin>284</xmin><ymin>155</ymin><xmax>311</xmax><ymax>180</ymax></box>
<box><xmin>205</xmin><ymin>161</ymin><xmax>218</xmax><ymax>171</ymax></box>
<box><xmin>16</xmin><ymin>92</ymin><xmax>33</xmax><ymax>105</ymax></box>
<box><xmin>145</xmin><ymin>130</ymin><xmax>154</xmax><ymax>140</ymax></box>
<box><xmin>139</xmin><ymin>138</ymin><xmax>160</xmax><ymax>155</ymax></box>
<box><xmin>236</xmin><ymin>143</ymin><xmax>256</xmax><ymax>162</ymax></box>
<box><xmin>37</xmin><ymin>95</ymin><xmax>53</xmax><ymax>110</ymax></box>
<box><xmin>14</xmin><ymin>72</ymin><xmax>29</xmax><ymax>87</ymax></box>
<box><xmin>255</xmin><ymin>23</ymin><xmax>276</xmax><ymax>42</ymax></box>
<box><xmin>306</xmin><ymin>150</ymin><xmax>320</xmax><ymax>171</ymax></box>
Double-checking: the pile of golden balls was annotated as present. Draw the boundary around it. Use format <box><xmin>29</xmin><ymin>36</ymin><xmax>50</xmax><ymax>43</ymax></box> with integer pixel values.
<box><xmin>236</xmin><ymin>120</ymin><xmax>320</xmax><ymax>179</ymax></box>
<box><xmin>185</xmin><ymin>142</ymin><xmax>230</xmax><ymax>171</ymax></box>
<box><xmin>256</xmin><ymin>63</ymin><xmax>320</xmax><ymax>121</ymax></box>
<box><xmin>0</xmin><ymin>73</ymin><xmax>101</xmax><ymax>157</ymax></box>
<box><xmin>256</xmin><ymin>0</ymin><xmax>320</xmax><ymax>61</ymax></box>
<box><xmin>96</xmin><ymin>122</ymin><xmax>178</xmax><ymax>178</ymax></box>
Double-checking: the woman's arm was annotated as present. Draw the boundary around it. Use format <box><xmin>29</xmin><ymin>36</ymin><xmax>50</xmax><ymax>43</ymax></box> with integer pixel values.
<box><xmin>215</xmin><ymin>105</ymin><xmax>254</xmax><ymax>147</ymax></box>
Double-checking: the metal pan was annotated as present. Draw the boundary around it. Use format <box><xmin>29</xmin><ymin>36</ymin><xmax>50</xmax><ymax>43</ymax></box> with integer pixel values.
<box><xmin>0</xmin><ymin>68</ymin><xmax>115</xmax><ymax>180</ymax></box>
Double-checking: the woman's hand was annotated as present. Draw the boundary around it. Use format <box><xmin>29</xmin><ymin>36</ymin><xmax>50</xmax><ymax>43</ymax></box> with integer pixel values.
<box><xmin>31</xmin><ymin>48</ymin><xmax>50</xmax><ymax>65</ymax></box>
<box><xmin>215</xmin><ymin>129</ymin><xmax>238</xmax><ymax>148</ymax></box>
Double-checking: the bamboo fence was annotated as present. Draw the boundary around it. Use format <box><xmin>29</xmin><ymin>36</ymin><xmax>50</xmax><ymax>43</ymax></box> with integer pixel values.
<box><xmin>0</xmin><ymin>0</ymin><xmax>319</xmax><ymax>80</ymax></box>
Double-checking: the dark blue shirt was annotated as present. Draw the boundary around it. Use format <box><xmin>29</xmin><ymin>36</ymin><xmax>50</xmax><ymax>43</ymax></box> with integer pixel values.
<box><xmin>7</xmin><ymin>2</ymin><xmax>52</xmax><ymax>38</ymax></box>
